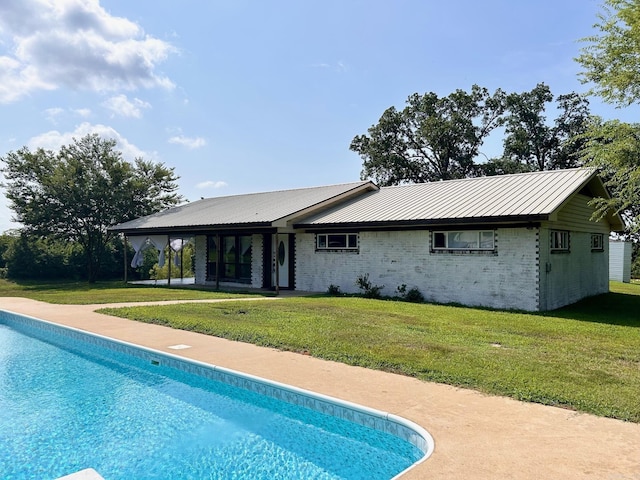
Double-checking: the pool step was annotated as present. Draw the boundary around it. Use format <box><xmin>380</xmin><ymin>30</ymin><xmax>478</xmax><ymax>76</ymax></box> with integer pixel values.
<box><xmin>56</xmin><ymin>468</ymin><xmax>105</xmax><ymax>480</ymax></box>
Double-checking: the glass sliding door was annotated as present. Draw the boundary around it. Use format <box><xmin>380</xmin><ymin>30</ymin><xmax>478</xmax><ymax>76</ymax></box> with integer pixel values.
<box><xmin>208</xmin><ymin>234</ymin><xmax>252</xmax><ymax>284</ymax></box>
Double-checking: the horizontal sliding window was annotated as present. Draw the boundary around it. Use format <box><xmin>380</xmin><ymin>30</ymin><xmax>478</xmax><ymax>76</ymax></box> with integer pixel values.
<box><xmin>316</xmin><ymin>233</ymin><xmax>358</xmax><ymax>251</ymax></box>
<box><xmin>433</xmin><ymin>230</ymin><xmax>495</xmax><ymax>251</ymax></box>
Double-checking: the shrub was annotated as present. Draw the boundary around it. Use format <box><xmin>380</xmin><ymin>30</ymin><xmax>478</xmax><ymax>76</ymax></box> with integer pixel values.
<box><xmin>355</xmin><ymin>273</ymin><xmax>384</xmax><ymax>299</ymax></box>
<box><xmin>327</xmin><ymin>284</ymin><xmax>341</xmax><ymax>295</ymax></box>
<box><xmin>404</xmin><ymin>287</ymin><xmax>425</xmax><ymax>303</ymax></box>
<box><xmin>395</xmin><ymin>283</ymin><xmax>424</xmax><ymax>303</ymax></box>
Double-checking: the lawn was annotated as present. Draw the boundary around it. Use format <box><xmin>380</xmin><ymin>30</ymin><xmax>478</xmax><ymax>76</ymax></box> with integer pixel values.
<box><xmin>3</xmin><ymin>277</ymin><xmax>638</xmax><ymax>422</ymax></box>
<box><xmin>0</xmin><ymin>279</ymin><xmax>259</xmax><ymax>304</ymax></box>
<box><xmin>97</xmin><ymin>281</ymin><xmax>640</xmax><ymax>422</ymax></box>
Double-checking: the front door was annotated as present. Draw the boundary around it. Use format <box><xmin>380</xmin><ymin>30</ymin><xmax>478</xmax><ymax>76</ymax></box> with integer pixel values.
<box><xmin>273</xmin><ymin>234</ymin><xmax>290</xmax><ymax>288</ymax></box>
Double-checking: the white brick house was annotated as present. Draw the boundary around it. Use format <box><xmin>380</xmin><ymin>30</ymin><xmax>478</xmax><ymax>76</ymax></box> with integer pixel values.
<box><xmin>111</xmin><ymin>168</ymin><xmax>624</xmax><ymax>311</ymax></box>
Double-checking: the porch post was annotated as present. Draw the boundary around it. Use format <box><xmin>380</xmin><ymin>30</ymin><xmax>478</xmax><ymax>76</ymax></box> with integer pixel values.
<box><xmin>180</xmin><ymin>244</ymin><xmax>184</xmax><ymax>279</ymax></box>
<box><xmin>123</xmin><ymin>233</ymin><xmax>128</xmax><ymax>284</ymax></box>
<box><xmin>167</xmin><ymin>239</ymin><xmax>172</xmax><ymax>287</ymax></box>
<box><xmin>274</xmin><ymin>232</ymin><xmax>280</xmax><ymax>296</ymax></box>
<box><xmin>215</xmin><ymin>234</ymin><xmax>220</xmax><ymax>291</ymax></box>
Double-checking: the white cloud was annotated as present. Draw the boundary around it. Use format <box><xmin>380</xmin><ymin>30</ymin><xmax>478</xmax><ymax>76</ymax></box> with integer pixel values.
<box><xmin>0</xmin><ymin>0</ymin><xmax>176</xmax><ymax>103</ymax></box>
<box><xmin>311</xmin><ymin>61</ymin><xmax>348</xmax><ymax>73</ymax></box>
<box><xmin>27</xmin><ymin>122</ymin><xmax>147</xmax><ymax>161</ymax></box>
<box><xmin>73</xmin><ymin>108</ymin><xmax>92</xmax><ymax>118</ymax></box>
<box><xmin>102</xmin><ymin>94</ymin><xmax>151</xmax><ymax>118</ymax></box>
<box><xmin>196</xmin><ymin>180</ymin><xmax>228</xmax><ymax>189</ymax></box>
<box><xmin>168</xmin><ymin>135</ymin><xmax>206</xmax><ymax>150</ymax></box>
<box><xmin>44</xmin><ymin>107</ymin><xmax>65</xmax><ymax>123</ymax></box>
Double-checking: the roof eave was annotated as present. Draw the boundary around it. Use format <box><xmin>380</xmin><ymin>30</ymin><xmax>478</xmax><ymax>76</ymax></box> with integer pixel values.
<box><xmin>110</xmin><ymin>221</ymin><xmax>274</xmax><ymax>236</ymax></box>
<box><xmin>294</xmin><ymin>215</ymin><xmax>550</xmax><ymax>230</ymax></box>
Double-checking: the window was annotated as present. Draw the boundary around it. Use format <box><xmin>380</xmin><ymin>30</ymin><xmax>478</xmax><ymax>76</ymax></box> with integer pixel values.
<box><xmin>432</xmin><ymin>230</ymin><xmax>495</xmax><ymax>251</ymax></box>
<box><xmin>316</xmin><ymin>233</ymin><xmax>358</xmax><ymax>251</ymax></box>
<box><xmin>550</xmin><ymin>230</ymin><xmax>570</xmax><ymax>252</ymax></box>
<box><xmin>207</xmin><ymin>235</ymin><xmax>252</xmax><ymax>282</ymax></box>
<box><xmin>591</xmin><ymin>233</ymin><xmax>604</xmax><ymax>252</ymax></box>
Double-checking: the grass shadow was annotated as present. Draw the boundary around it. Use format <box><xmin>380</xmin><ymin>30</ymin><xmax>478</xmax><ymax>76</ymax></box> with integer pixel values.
<box><xmin>541</xmin><ymin>291</ymin><xmax>640</xmax><ymax>327</ymax></box>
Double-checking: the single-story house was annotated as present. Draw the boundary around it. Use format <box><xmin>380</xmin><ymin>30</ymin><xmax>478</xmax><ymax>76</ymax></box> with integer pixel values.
<box><xmin>110</xmin><ymin>167</ymin><xmax>624</xmax><ymax>311</ymax></box>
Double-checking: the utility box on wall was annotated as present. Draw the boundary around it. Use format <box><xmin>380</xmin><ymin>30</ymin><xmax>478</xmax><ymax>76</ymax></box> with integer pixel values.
<box><xmin>609</xmin><ymin>240</ymin><xmax>632</xmax><ymax>283</ymax></box>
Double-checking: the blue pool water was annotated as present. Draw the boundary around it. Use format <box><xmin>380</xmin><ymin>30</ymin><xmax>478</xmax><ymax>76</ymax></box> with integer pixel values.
<box><xmin>0</xmin><ymin>312</ymin><xmax>430</xmax><ymax>480</ymax></box>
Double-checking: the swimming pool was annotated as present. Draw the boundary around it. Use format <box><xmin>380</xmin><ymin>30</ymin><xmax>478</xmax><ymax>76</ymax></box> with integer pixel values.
<box><xmin>0</xmin><ymin>310</ymin><xmax>433</xmax><ymax>479</ymax></box>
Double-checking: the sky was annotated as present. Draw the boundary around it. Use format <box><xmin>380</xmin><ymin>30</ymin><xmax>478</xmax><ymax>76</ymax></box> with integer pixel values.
<box><xmin>0</xmin><ymin>0</ymin><xmax>638</xmax><ymax>233</ymax></box>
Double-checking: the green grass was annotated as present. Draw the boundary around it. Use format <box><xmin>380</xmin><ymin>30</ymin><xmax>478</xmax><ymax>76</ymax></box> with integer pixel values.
<box><xmin>98</xmin><ymin>281</ymin><xmax>640</xmax><ymax>422</ymax></box>
<box><xmin>0</xmin><ymin>279</ymin><xmax>260</xmax><ymax>304</ymax></box>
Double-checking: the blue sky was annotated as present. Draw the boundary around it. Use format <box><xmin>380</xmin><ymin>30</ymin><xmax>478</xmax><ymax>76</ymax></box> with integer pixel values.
<box><xmin>0</xmin><ymin>0</ymin><xmax>637</xmax><ymax>233</ymax></box>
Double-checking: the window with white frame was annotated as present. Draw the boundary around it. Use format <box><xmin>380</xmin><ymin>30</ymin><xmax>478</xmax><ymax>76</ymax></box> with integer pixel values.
<box><xmin>316</xmin><ymin>233</ymin><xmax>358</xmax><ymax>251</ymax></box>
<box><xmin>550</xmin><ymin>230</ymin><xmax>570</xmax><ymax>252</ymax></box>
<box><xmin>591</xmin><ymin>233</ymin><xmax>604</xmax><ymax>251</ymax></box>
<box><xmin>432</xmin><ymin>230</ymin><xmax>495</xmax><ymax>251</ymax></box>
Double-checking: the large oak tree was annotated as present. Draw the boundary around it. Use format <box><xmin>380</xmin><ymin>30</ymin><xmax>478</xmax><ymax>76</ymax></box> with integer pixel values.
<box><xmin>500</xmin><ymin>83</ymin><xmax>591</xmax><ymax>172</ymax></box>
<box><xmin>350</xmin><ymin>85</ymin><xmax>506</xmax><ymax>185</ymax></box>
<box><xmin>1</xmin><ymin>134</ymin><xmax>182</xmax><ymax>282</ymax></box>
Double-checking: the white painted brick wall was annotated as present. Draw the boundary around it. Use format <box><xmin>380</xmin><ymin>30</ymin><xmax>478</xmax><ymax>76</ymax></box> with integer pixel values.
<box><xmin>194</xmin><ymin>235</ymin><xmax>207</xmax><ymax>284</ymax></box>
<box><xmin>251</xmin><ymin>234</ymin><xmax>264</xmax><ymax>288</ymax></box>
<box><xmin>295</xmin><ymin>228</ymin><xmax>540</xmax><ymax>311</ymax></box>
<box><xmin>539</xmin><ymin>228</ymin><xmax>609</xmax><ymax>310</ymax></box>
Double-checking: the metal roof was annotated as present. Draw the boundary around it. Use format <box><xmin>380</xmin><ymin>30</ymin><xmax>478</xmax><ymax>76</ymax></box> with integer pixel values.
<box><xmin>296</xmin><ymin>168</ymin><xmax>622</xmax><ymax>228</ymax></box>
<box><xmin>111</xmin><ymin>181</ymin><xmax>376</xmax><ymax>233</ymax></box>
<box><xmin>111</xmin><ymin>168</ymin><xmax>624</xmax><ymax>234</ymax></box>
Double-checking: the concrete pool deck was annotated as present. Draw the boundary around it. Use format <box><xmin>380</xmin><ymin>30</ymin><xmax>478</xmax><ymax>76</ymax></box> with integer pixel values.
<box><xmin>2</xmin><ymin>296</ymin><xmax>639</xmax><ymax>479</ymax></box>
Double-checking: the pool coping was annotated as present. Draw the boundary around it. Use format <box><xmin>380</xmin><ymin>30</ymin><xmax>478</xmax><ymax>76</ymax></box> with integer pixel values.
<box><xmin>1</xmin><ymin>309</ymin><xmax>434</xmax><ymax>480</ymax></box>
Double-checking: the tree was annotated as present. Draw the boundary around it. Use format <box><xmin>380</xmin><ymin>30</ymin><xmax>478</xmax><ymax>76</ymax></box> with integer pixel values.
<box><xmin>2</xmin><ymin>233</ymin><xmax>83</xmax><ymax>280</ymax></box>
<box><xmin>500</xmin><ymin>83</ymin><xmax>591</xmax><ymax>171</ymax></box>
<box><xmin>350</xmin><ymin>85</ymin><xmax>506</xmax><ymax>185</ymax></box>
<box><xmin>577</xmin><ymin>0</ymin><xmax>640</xmax><ymax>106</ymax></box>
<box><xmin>582</xmin><ymin>118</ymin><xmax>640</xmax><ymax>234</ymax></box>
<box><xmin>1</xmin><ymin>134</ymin><xmax>182</xmax><ymax>282</ymax></box>
<box><xmin>577</xmin><ymin>1</ymin><xmax>640</xmax><ymax>249</ymax></box>
<box><xmin>480</xmin><ymin>157</ymin><xmax>533</xmax><ymax>176</ymax></box>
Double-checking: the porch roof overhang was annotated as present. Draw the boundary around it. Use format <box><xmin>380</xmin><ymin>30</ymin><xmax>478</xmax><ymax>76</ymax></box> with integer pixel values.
<box><xmin>111</xmin><ymin>222</ymin><xmax>275</xmax><ymax>237</ymax></box>
<box><xmin>108</xmin><ymin>180</ymin><xmax>378</xmax><ymax>236</ymax></box>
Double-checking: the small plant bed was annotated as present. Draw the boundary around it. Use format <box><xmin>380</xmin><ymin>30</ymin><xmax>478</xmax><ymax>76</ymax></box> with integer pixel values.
<box><xmin>99</xmin><ymin>281</ymin><xmax>640</xmax><ymax>422</ymax></box>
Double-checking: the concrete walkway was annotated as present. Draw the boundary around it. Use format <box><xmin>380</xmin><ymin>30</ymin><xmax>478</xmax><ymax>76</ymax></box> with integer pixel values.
<box><xmin>2</xmin><ymin>297</ymin><xmax>639</xmax><ymax>479</ymax></box>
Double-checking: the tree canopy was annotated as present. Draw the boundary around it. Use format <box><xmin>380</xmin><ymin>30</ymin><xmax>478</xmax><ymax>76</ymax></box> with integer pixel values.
<box><xmin>351</xmin><ymin>85</ymin><xmax>506</xmax><ymax>185</ymax></box>
<box><xmin>577</xmin><ymin>0</ymin><xmax>640</xmax><ymax>106</ymax></box>
<box><xmin>1</xmin><ymin>134</ymin><xmax>182</xmax><ymax>282</ymax></box>
<box><xmin>583</xmin><ymin>118</ymin><xmax>640</xmax><ymax>234</ymax></box>
<box><xmin>500</xmin><ymin>84</ymin><xmax>590</xmax><ymax>171</ymax></box>
<box><xmin>577</xmin><ymin>0</ymin><xmax>640</xmax><ymax>238</ymax></box>
<box><xmin>351</xmin><ymin>84</ymin><xmax>590</xmax><ymax>184</ymax></box>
